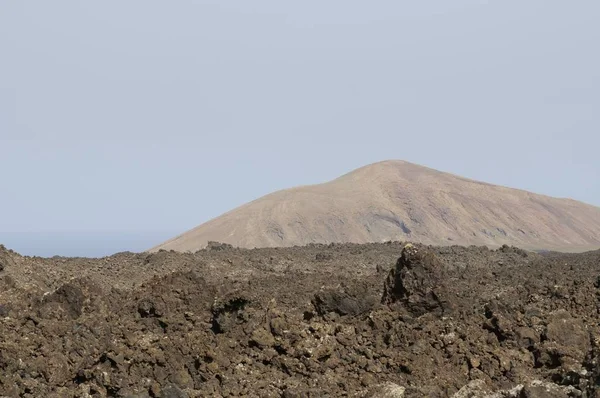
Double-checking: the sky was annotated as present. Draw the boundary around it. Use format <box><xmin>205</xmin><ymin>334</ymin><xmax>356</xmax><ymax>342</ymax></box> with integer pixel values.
<box><xmin>1</xmin><ymin>1</ymin><xmax>599</xmax><ymax>257</ymax></box>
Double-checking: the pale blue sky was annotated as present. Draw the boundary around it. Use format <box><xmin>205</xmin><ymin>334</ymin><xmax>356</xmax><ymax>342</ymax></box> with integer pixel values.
<box><xmin>1</xmin><ymin>1</ymin><xmax>599</xmax><ymax>256</ymax></box>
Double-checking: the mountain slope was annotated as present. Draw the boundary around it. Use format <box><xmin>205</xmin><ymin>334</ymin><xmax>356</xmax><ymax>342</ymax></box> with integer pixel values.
<box><xmin>150</xmin><ymin>160</ymin><xmax>600</xmax><ymax>252</ymax></box>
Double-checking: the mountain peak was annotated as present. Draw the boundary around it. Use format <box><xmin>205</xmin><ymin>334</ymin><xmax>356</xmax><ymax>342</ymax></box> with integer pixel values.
<box><xmin>151</xmin><ymin>162</ymin><xmax>600</xmax><ymax>253</ymax></box>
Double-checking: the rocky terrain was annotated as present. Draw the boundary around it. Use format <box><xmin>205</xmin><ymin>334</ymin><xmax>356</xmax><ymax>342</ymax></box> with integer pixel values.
<box><xmin>1</xmin><ymin>241</ymin><xmax>600</xmax><ymax>397</ymax></box>
<box><xmin>151</xmin><ymin>160</ymin><xmax>600</xmax><ymax>253</ymax></box>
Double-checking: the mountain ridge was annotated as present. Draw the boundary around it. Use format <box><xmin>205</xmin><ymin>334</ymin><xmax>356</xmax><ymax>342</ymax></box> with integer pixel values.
<box><xmin>150</xmin><ymin>160</ymin><xmax>600</xmax><ymax>253</ymax></box>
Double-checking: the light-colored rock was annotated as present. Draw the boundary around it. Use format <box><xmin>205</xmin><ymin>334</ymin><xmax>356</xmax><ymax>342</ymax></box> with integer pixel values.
<box><xmin>452</xmin><ymin>380</ymin><xmax>490</xmax><ymax>398</ymax></box>
<box><xmin>452</xmin><ymin>380</ymin><xmax>522</xmax><ymax>398</ymax></box>
<box><xmin>520</xmin><ymin>380</ymin><xmax>580</xmax><ymax>398</ymax></box>
<box><xmin>367</xmin><ymin>382</ymin><xmax>405</xmax><ymax>397</ymax></box>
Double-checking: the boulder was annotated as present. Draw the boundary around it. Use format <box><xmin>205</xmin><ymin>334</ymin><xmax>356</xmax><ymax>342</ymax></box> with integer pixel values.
<box><xmin>0</xmin><ymin>245</ymin><xmax>16</xmax><ymax>272</ymax></box>
<box><xmin>382</xmin><ymin>244</ymin><xmax>451</xmax><ymax>316</ymax></box>
<box><xmin>367</xmin><ymin>382</ymin><xmax>406</xmax><ymax>397</ymax></box>
<box><xmin>313</xmin><ymin>281</ymin><xmax>378</xmax><ymax>317</ymax></box>
<box><xmin>520</xmin><ymin>380</ymin><xmax>579</xmax><ymax>398</ymax></box>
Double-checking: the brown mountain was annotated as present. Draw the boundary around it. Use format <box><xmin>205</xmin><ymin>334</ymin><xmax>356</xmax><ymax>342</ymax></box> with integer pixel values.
<box><xmin>150</xmin><ymin>160</ymin><xmax>600</xmax><ymax>252</ymax></box>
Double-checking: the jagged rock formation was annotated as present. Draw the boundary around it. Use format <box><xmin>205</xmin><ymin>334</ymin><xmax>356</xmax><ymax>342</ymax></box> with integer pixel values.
<box><xmin>1</xmin><ymin>242</ymin><xmax>600</xmax><ymax>396</ymax></box>
<box><xmin>382</xmin><ymin>243</ymin><xmax>451</xmax><ymax>316</ymax></box>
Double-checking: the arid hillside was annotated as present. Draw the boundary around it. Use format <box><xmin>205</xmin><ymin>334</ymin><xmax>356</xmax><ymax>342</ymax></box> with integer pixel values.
<box><xmin>151</xmin><ymin>160</ymin><xmax>600</xmax><ymax>253</ymax></box>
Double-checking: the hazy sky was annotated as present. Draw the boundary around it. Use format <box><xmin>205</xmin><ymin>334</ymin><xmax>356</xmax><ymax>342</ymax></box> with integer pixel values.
<box><xmin>1</xmin><ymin>1</ymin><xmax>599</xmax><ymax>256</ymax></box>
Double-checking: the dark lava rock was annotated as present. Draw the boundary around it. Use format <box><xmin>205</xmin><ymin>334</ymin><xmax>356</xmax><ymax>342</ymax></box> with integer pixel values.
<box><xmin>206</xmin><ymin>241</ymin><xmax>234</xmax><ymax>251</ymax></box>
<box><xmin>0</xmin><ymin>304</ymin><xmax>9</xmax><ymax>317</ymax></box>
<box><xmin>382</xmin><ymin>243</ymin><xmax>451</xmax><ymax>316</ymax></box>
<box><xmin>138</xmin><ymin>298</ymin><xmax>164</xmax><ymax>318</ymax></box>
<box><xmin>160</xmin><ymin>384</ymin><xmax>188</xmax><ymax>398</ymax></box>
<box><xmin>315</xmin><ymin>252</ymin><xmax>333</xmax><ymax>262</ymax></box>
<box><xmin>497</xmin><ymin>244</ymin><xmax>530</xmax><ymax>257</ymax></box>
<box><xmin>0</xmin><ymin>242</ymin><xmax>599</xmax><ymax>397</ymax></box>
<box><xmin>0</xmin><ymin>244</ymin><xmax>15</xmax><ymax>272</ymax></box>
<box><xmin>211</xmin><ymin>296</ymin><xmax>249</xmax><ymax>334</ymax></box>
<box><xmin>37</xmin><ymin>277</ymin><xmax>102</xmax><ymax>320</ymax></box>
<box><xmin>312</xmin><ymin>281</ymin><xmax>378</xmax><ymax>317</ymax></box>
<box><xmin>514</xmin><ymin>327</ymin><xmax>539</xmax><ymax>350</ymax></box>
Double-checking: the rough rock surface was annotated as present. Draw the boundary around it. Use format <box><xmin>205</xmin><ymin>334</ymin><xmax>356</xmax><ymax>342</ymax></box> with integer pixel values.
<box><xmin>0</xmin><ymin>242</ymin><xmax>599</xmax><ymax>397</ymax></box>
<box><xmin>382</xmin><ymin>243</ymin><xmax>451</xmax><ymax>316</ymax></box>
<box><xmin>0</xmin><ymin>244</ymin><xmax>16</xmax><ymax>272</ymax></box>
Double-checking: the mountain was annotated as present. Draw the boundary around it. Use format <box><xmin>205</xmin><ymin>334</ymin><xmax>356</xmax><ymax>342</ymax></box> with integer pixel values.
<box><xmin>150</xmin><ymin>160</ymin><xmax>600</xmax><ymax>252</ymax></box>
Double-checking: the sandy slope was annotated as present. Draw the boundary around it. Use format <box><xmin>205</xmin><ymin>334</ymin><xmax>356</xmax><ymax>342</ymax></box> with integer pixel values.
<box><xmin>151</xmin><ymin>160</ymin><xmax>600</xmax><ymax>252</ymax></box>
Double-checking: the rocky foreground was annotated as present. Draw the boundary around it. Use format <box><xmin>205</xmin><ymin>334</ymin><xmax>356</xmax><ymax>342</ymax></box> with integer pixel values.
<box><xmin>0</xmin><ymin>242</ymin><xmax>599</xmax><ymax>397</ymax></box>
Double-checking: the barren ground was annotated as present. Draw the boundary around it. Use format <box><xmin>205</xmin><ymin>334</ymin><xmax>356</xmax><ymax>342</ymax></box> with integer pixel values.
<box><xmin>1</xmin><ymin>242</ymin><xmax>599</xmax><ymax>397</ymax></box>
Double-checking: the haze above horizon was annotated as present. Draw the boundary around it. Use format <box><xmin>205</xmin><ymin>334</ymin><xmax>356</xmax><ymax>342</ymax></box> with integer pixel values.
<box><xmin>1</xmin><ymin>1</ymin><xmax>599</xmax><ymax>256</ymax></box>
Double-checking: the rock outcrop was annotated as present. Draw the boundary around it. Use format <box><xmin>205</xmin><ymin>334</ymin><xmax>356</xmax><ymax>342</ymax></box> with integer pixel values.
<box><xmin>0</xmin><ymin>242</ymin><xmax>599</xmax><ymax>396</ymax></box>
<box><xmin>382</xmin><ymin>243</ymin><xmax>451</xmax><ymax>316</ymax></box>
